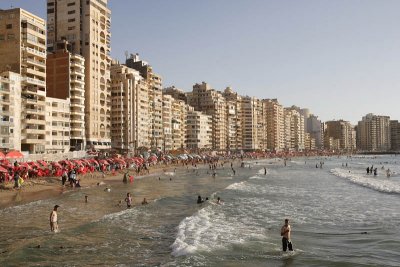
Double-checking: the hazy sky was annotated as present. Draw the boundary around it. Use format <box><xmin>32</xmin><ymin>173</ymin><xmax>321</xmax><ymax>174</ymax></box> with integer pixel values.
<box><xmin>2</xmin><ymin>0</ymin><xmax>400</xmax><ymax>124</ymax></box>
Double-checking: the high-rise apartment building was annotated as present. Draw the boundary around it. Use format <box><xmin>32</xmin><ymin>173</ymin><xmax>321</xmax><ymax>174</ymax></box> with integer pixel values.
<box><xmin>390</xmin><ymin>120</ymin><xmax>400</xmax><ymax>151</ymax></box>
<box><xmin>186</xmin><ymin>110</ymin><xmax>212</xmax><ymax>150</ymax></box>
<box><xmin>223</xmin><ymin>87</ymin><xmax>242</xmax><ymax>151</ymax></box>
<box><xmin>110</xmin><ymin>62</ymin><xmax>150</xmax><ymax>153</ymax></box>
<box><xmin>0</xmin><ymin>8</ymin><xmax>47</xmax><ymax>153</ymax></box>
<box><xmin>0</xmin><ymin>71</ymin><xmax>22</xmax><ymax>151</ymax></box>
<box><xmin>125</xmin><ymin>54</ymin><xmax>163</xmax><ymax>150</ymax></box>
<box><xmin>163</xmin><ymin>86</ymin><xmax>187</xmax><ymax>102</ymax></box>
<box><xmin>284</xmin><ymin>108</ymin><xmax>305</xmax><ymax>151</ymax></box>
<box><xmin>47</xmin><ymin>0</ymin><xmax>112</xmax><ymax>150</ymax></box>
<box><xmin>188</xmin><ymin>82</ymin><xmax>227</xmax><ymax>150</ymax></box>
<box><xmin>171</xmin><ymin>99</ymin><xmax>191</xmax><ymax>151</ymax></box>
<box><xmin>241</xmin><ymin>96</ymin><xmax>266</xmax><ymax>150</ymax></box>
<box><xmin>162</xmin><ymin>94</ymin><xmax>173</xmax><ymax>152</ymax></box>
<box><xmin>47</xmin><ymin>42</ymin><xmax>86</xmax><ymax>151</ymax></box>
<box><xmin>325</xmin><ymin>120</ymin><xmax>355</xmax><ymax>151</ymax></box>
<box><xmin>264</xmin><ymin>99</ymin><xmax>284</xmax><ymax>151</ymax></box>
<box><xmin>356</xmin><ymin>114</ymin><xmax>390</xmax><ymax>152</ymax></box>
<box><xmin>45</xmin><ymin>97</ymin><xmax>71</xmax><ymax>153</ymax></box>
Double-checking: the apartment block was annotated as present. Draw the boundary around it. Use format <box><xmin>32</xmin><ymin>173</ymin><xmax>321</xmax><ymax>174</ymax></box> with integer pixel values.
<box><xmin>188</xmin><ymin>82</ymin><xmax>227</xmax><ymax>150</ymax></box>
<box><xmin>223</xmin><ymin>87</ymin><xmax>242</xmax><ymax>151</ymax></box>
<box><xmin>0</xmin><ymin>72</ymin><xmax>22</xmax><ymax>151</ymax></box>
<box><xmin>171</xmin><ymin>99</ymin><xmax>191</xmax><ymax>151</ymax></box>
<box><xmin>284</xmin><ymin>107</ymin><xmax>305</xmax><ymax>151</ymax></box>
<box><xmin>163</xmin><ymin>86</ymin><xmax>187</xmax><ymax>102</ymax></box>
<box><xmin>47</xmin><ymin>42</ymin><xmax>86</xmax><ymax>151</ymax></box>
<box><xmin>186</xmin><ymin>110</ymin><xmax>212</xmax><ymax>150</ymax></box>
<box><xmin>301</xmin><ymin>109</ymin><xmax>323</xmax><ymax>149</ymax></box>
<box><xmin>390</xmin><ymin>120</ymin><xmax>400</xmax><ymax>151</ymax></box>
<box><xmin>325</xmin><ymin>120</ymin><xmax>355</xmax><ymax>151</ymax></box>
<box><xmin>241</xmin><ymin>96</ymin><xmax>266</xmax><ymax>150</ymax></box>
<box><xmin>47</xmin><ymin>0</ymin><xmax>112</xmax><ymax>150</ymax></box>
<box><xmin>0</xmin><ymin>8</ymin><xmax>47</xmax><ymax>153</ymax></box>
<box><xmin>162</xmin><ymin>94</ymin><xmax>173</xmax><ymax>152</ymax></box>
<box><xmin>110</xmin><ymin>62</ymin><xmax>149</xmax><ymax>153</ymax></box>
<box><xmin>45</xmin><ymin>97</ymin><xmax>71</xmax><ymax>153</ymax></box>
<box><xmin>264</xmin><ymin>99</ymin><xmax>284</xmax><ymax>151</ymax></box>
<box><xmin>125</xmin><ymin>54</ymin><xmax>163</xmax><ymax>150</ymax></box>
<box><xmin>356</xmin><ymin>114</ymin><xmax>390</xmax><ymax>152</ymax></box>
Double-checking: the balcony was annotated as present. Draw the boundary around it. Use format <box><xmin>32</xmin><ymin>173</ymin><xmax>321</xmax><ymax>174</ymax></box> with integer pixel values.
<box><xmin>24</xmin><ymin>118</ymin><xmax>46</xmax><ymax>125</ymax></box>
<box><xmin>24</xmin><ymin>77</ymin><xmax>45</xmax><ymax>86</ymax></box>
<box><xmin>23</xmin><ymin>128</ymin><xmax>44</xmax><ymax>135</ymax></box>
<box><xmin>25</xmin><ymin>57</ymin><xmax>46</xmax><ymax>67</ymax></box>
<box><xmin>24</xmin><ymin>46</ymin><xmax>46</xmax><ymax>57</ymax></box>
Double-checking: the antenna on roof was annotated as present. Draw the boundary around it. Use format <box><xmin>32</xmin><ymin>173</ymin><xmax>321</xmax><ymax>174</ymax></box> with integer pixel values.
<box><xmin>124</xmin><ymin>51</ymin><xmax>128</xmax><ymax>60</ymax></box>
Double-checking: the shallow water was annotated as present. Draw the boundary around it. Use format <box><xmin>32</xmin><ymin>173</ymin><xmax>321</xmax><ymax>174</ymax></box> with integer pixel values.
<box><xmin>1</xmin><ymin>156</ymin><xmax>400</xmax><ymax>266</ymax></box>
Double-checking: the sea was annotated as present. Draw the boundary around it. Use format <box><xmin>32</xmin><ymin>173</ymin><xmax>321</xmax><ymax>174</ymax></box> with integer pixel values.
<box><xmin>1</xmin><ymin>155</ymin><xmax>400</xmax><ymax>267</ymax></box>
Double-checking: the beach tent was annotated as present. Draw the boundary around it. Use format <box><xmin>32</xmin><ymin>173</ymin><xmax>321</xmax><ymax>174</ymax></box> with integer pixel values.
<box><xmin>0</xmin><ymin>152</ymin><xmax>5</xmax><ymax>159</ymax></box>
<box><xmin>37</xmin><ymin>160</ymin><xmax>48</xmax><ymax>167</ymax></box>
<box><xmin>6</xmin><ymin>150</ymin><xmax>24</xmax><ymax>159</ymax></box>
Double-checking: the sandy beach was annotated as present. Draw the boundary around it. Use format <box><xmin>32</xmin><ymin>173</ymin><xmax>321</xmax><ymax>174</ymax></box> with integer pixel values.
<box><xmin>0</xmin><ymin>163</ymin><xmax>180</xmax><ymax>209</ymax></box>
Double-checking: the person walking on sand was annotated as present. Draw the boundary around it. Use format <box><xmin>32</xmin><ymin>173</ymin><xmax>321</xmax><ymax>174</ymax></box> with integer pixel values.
<box><xmin>125</xmin><ymin>193</ymin><xmax>132</xmax><ymax>208</ymax></box>
<box><xmin>50</xmin><ymin>205</ymin><xmax>60</xmax><ymax>232</ymax></box>
<box><xmin>281</xmin><ymin>218</ymin><xmax>293</xmax><ymax>251</ymax></box>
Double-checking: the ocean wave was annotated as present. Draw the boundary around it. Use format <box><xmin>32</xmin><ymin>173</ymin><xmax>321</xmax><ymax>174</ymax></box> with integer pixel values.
<box><xmin>171</xmin><ymin>205</ymin><xmax>266</xmax><ymax>257</ymax></box>
<box><xmin>330</xmin><ymin>168</ymin><xmax>400</xmax><ymax>194</ymax></box>
<box><xmin>225</xmin><ymin>181</ymin><xmax>247</xmax><ymax>190</ymax></box>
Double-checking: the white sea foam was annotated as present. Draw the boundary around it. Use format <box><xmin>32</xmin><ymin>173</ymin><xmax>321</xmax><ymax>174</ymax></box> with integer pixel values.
<box><xmin>330</xmin><ymin>168</ymin><xmax>400</xmax><ymax>194</ymax></box>
<box><xmin>171</xmin><ymin>205</ymin><xmax>266</xmax><ymax>257</ymax></box>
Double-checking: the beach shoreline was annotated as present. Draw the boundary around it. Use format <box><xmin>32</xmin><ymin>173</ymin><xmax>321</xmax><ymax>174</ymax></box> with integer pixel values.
<box><xmin>0</xmin><ymin>163</ymin><xmax>180</xmax><ymax>209</ymax></box>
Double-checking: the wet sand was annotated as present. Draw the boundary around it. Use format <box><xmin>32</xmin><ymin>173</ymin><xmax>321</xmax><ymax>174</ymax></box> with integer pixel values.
<box><xmin>0</xmin><ymin>164</ymin><xmax>180</xmax><ymax>209</ymax></box>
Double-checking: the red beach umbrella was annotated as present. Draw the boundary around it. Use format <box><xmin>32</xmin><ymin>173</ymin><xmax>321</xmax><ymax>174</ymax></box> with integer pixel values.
<box><xmin>0</xmin><ymin>152</ymin><xmax>5</xmax><ymax>159</ymax></box>
<box><xmin>6</xmin><ymin>150</ymin><xmax>24</xmax><ymax>159</ymax></box>
<box><xmin>0</xmin><ymin>165</ymin><xmax>7</xmax><ymax>173</ymax></box>
<box><xmin>37</xmin><ymin>160</ymin><xmax>48</xmax><ymax>167</ymax></box>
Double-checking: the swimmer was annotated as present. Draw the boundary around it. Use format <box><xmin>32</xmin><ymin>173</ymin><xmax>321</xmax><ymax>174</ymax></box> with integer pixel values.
<box><xmin>125</xmin><ymin>193</ymin><xmax>132</xmax><ymax>208</ymax></box>
<box><xmin>142</xmin><ymin>198</ymin><xmax>148</xmax><ymax>205</ymax></box>
<box><xmin>216</xmin><ymin>197</ymin><xmax>223</xmax><ymax>204</ymax></box>
<box><xmin>85</xmin><ymin>195</ymin><xmax>88</xmax><ymax>203</ymax></box>
<box><xmin>197</xmin><ymin>195</ymin><xmax>204</xmax><ymax>204</ymax></box>
<box><xmin>104</xmin><ymin>187</ymin><xmax>111</xmax><ymax>192</ymax></box>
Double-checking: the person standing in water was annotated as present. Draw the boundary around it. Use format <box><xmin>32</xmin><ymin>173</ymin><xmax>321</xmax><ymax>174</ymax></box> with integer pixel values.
<box><xmin>125</xmin><ymin>193</ymin><xmax>132</xmax><ymax>208</ymax></box>
<box><xmin>50</xmin><ymin>205</ymin><xmax>60</xmax><ymax>232</ymax></box>
<box><xmin>281</xmin><ymin>218</ymin><xmax>293</xmax><ymax>251</ymax></box>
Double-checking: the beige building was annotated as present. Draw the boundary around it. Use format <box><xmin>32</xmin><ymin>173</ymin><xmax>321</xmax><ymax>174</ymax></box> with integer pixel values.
<box><xmin>325</xmin><ymin>120</ymin><xmax>355</xmax><ymax>151</ymax></box>
<box><xmin>125</xmin><ymin>54</ymin><xmax>163</xmax><ymax>151</ymax></box>
<box><xmin>188</xmin><ymin>82</ymin><xmax>227</xmax><ymax>150</ymax></box>
<box><xmin>356</xmin><ymin>114</ymin><xmax>390</xmax><ymax>152</ymax></box>
<box><xmin>0</xmin><ymin>72</ymin><xmax>22</xmax><ymax>152</ymax></box>
<box><xmin>222</xmin><ymin>87</ymin><xmax>242</xmax><ymax>151</ymax></box>
<box><xmin>47</xmin><ymin>42</ymin><xmax>86</xmax><ymax>151</ymax></box>
<box><xmin>163</xmin><ymin>86</ymin><xmax>187</xmax><ymax>102</ymax></box>
<box><xmin>264</xmin><ymin>99</ymin><xmax>285</xmax><ymax>151</ymax></box>
<box><xmin>171</xmin><ymin>99</ymin><xmax>191</xmax><ymax>151</ymax></box>
<box><xmin>162</xmin><ymin>94</ymin><xmax>173</xmax><ymax>152</ymax></box>
<box><xmin>47</xmin><ymin>0</ymin><xmax>112</xmax><ymax>150</ymax></box>
<box><xmin>241</xmin><ymin>96</ymin><xmax>266</xmax><ymax>150</ymax></box>
<box><xmin>304</xmin><ymin>133</ymin><xmax>316</xmax><ymax>150</ymax></box>
<box><xmin>284</xmin><ymin>107</ymin><xmax>305</xmax><ymax>151</ymax></box>
<box><xmin>45</xmin><ymin>97</ymin><xmax>71</xmax><ymax>153</ymax></box>
<box><xmin>110</xmin><ymin>62</ymin><xmax>150</xmax><ymax>153</ymax></box>
<box><xmin>0</xmin><ymin>8</ymin><xmax>47</xmax><ymax>153</ymax></box>
<box><xmin>186</xmin><ymin>110</ymin><xmax>212</xmax><ymax>150</ymax></box>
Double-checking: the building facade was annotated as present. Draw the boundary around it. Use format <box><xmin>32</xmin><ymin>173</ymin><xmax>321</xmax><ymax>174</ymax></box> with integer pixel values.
<box><xmin>264</xmin><ymin>99</ymin><xmax>284</xmax><ymax>151</ymax></box>
<box><xmin>0</xmin><ymin>8</ymin><xmax>47</xmax><ymax>153</ymax></box>
<box><xmin>390</xmin><ymin>120</ymin><xmax>400</xmax><ymax>152</ymax></box>
<box><xmin>357</xmin><ymin>114</ymin><xmax>391</xmax><ymax>152</ymax></box>
<box><xmin>186</xmin><ymin>110</ymin><xmax>212</xmax><ymax>150</ymax></box>
<box><xmin>47</xmin><ymin>0</ymin><xmax>112</xmax><ymax>150</ymax></box>
<box><xmin>0</xmin><ymin>71</ymin><xmax>22</xmax><ymax>152</ymax></box>
<box><xmin>325</xmin><ymin>120</ymin><xmax>355</xmax><ymax>151</ymax></box>
<box><xmin>45</xmin><ymin>97</ymin><xmax>71</xmax><ymax>153</ymax></box>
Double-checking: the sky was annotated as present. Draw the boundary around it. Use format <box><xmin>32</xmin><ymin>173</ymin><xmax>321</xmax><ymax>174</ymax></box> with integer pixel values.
<box><xmin>2</xmin><ymin>0</ymin><xmax>400</xmax><ymax>124</ymax></box>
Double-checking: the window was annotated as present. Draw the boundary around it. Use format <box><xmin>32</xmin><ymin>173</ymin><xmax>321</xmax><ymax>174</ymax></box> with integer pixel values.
<box><xmin>68</xmin><ymin>10</ymin><xmax>75</xmax><ymax>14</ymax></box>
<box><xmin>68</xmin><ymin>26</ymin><xmax>75</xmax><ymax>30</ymax></box>
<box><xmin>68</xmin><ymin>18</ymin><xmax>75</xmax><ymax>22</ymax></box>
<box><xmin>67</xmin><ymin>2</ymin><xmax>76</xmax><ymax>6</ymax></box>
<box><xmin>0</xmin><ymin>35</ymin><xmax>4</xmax><ymax>41</ymax></box>
<box><xmin>7</xmin><ymin>34</ymin><xmax>14</xmax><ymax>40</ymax></box>
<box><xmin>47</xmin><ymin>2</ymin><xmax>54</xmax><ymax>6</ymax></box>
<box><xmin>47</xmin><ymin>8</ymin><xmax>54</xmax><ymax>13</ymax></box>
<box><xmin>6</xmin><ymin>24</ymin><xmax>12</xmax><ymax>29</ymax></box>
